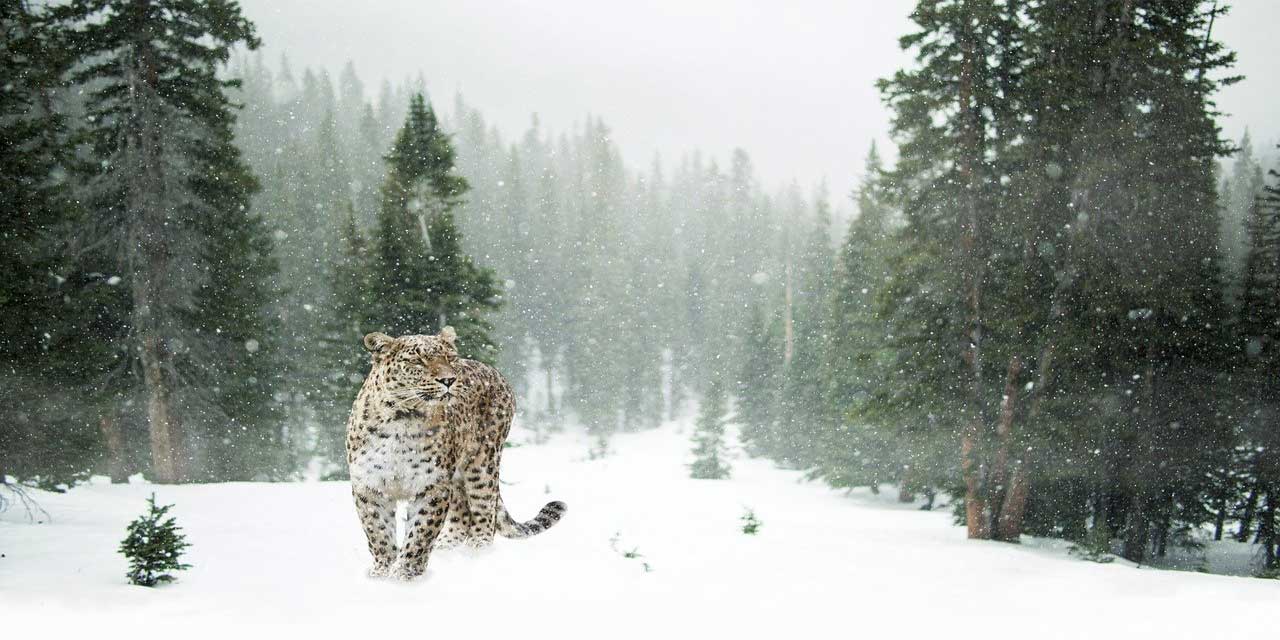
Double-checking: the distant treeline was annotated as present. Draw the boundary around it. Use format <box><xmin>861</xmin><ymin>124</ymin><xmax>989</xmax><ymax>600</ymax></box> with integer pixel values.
<box><xmin>1</xmin><ymin>1</ymin><xmax>831</xmax><ymax>484</ymax></box>
<box><xmin>228</xmin><ymin>49</ymin><xmax>833</xmax><ymax>473</ymax></box>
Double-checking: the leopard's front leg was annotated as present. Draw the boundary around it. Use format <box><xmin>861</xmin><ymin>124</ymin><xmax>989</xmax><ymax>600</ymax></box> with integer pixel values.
<box><xmin>393</xmin><ymin>482</ymin><xmax>452</xmax><ymax>580</ymax></box>
<box><xmin>352</xmin><ymin>485</ymin><xmax>396</xmax><ymax>578</ymax></box>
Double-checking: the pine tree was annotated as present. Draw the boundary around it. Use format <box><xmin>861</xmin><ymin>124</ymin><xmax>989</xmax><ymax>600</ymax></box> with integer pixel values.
<box><xmin>690</xmin><ymin>378</ymin><xmax>731</xmax><ymax>480</ymax></box>
<box><xmin>876</xmin><ymin>0</ymin><xmax>1028</xmax><ymax>539</ymax></box>
<box><xmin>54</xmin><ymin>0</ymin><xmax>268</xmax><ymax>483</ymax></box>
<box><xmin>774</xmin><ymin>188</ymin><xmax>836</xmax><ymax>468</ymax></box>
<box><xmin>560</xmin><ymin>118</ymin><xmax>633</xmax><ymax>441</ymax></box>
<box><xmin>0</xmin><ymin>0</ymin><xmax>124</xmax><ymax>488</ymax></box>
<box><xmin>1235</xmin><ymin>151</ymin><xmax>1280</xmax><ymax>571</ymax></box>
<box><xmin>369</xmin><ymin>93</ymin><xmax>501</xmax><ymax>361</ymax></box>
<box><xmin>1238</xmin><ymin>159</ymin><xmax>1280</xmax><ymax>362</ymax></box>
<box><xmin>1221</xmin><ymin>131</ymin><xmax>1266</xmax><ymax>300</ymax></box>
<box><xmin>1022</xmin><ymin>0</ymin><xmax>1237</xmax><ymax>562</ymax></box>
<box><xmin>813</xmin><ymin>143</ymin><xmax>905</xmax><ymax>492</ymax></box>
<box><xmin>119</xmin><ymin>494</ymin><xmax>191</xmax><ymax>586</ymax></box>
<box><xmin>185</xmin><ymin>147</ymin><xmax>285</xmax><ymax>481</ymax></box>
<box><xmin>736</xmin><ymin>304</ymin><xmax>780</xmax><ymax>457</ymax></box>
<box><xmin>315</xmin><ymin>205</ymin><xmax>376</xmax><ymax>475</ymax></box>
<box><xmin>865</xmin><ymin>0</ymin><xmax>1239</xmax><ymax>550</ymax></box>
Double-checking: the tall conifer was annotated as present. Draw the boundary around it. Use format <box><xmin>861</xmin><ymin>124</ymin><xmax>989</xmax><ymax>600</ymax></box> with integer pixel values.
<box><xmin>370</xmin><ymin>93</ymin><xmax>500</xmax><ymax>360</ymax></box>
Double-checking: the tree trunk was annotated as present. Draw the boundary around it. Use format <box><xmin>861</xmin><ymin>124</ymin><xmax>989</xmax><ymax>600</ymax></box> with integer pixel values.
<box><xmin>1122</xmin><ymin>340</ymin><xmax>1157</xmax><ymax>563</ymax></box>
<box><xmin>1260</xmin><ymin>491</ymin><xmax>1277</xmax><ymax>569</ymax></box>
<box><xmin>957</xmin><ymin>10</ymin><xmax>991</xmax><ymax>542</ymax></box>
<box><xmin>997</xmin><ymin>463</ymin><xmax>1031</xmax><ymax>542</ymax></box>
<box><xmin>98</xmin><ymin>415</ymin><xmax>128</xmax><ymax>484</ymax></box>
<box><xmin>1155</xmin><ymin>509</ymin><xmax>1170</xmax><ymax>558</ymax></box>
<box><xmin>141</xmin><ymin>334</ymin><xmax>183</xmax><ymax>483</ymax></box>
<box><xmin>1238</xmin><ymin>480</ymin><xmax>1260</xmax><ymax>542</ymax></box>
<box><xmin>992</xmin><ymin>357</ymin><xmax>1026</xmax><ymax>542</ymax></box>
<box><xmin>962</xmin><ymin>432</ymin><xmax>991</xmax><ymax>539</ymax></box>
<box><xmin>1213</xmin><ymin>492</ymin><xmax>1227</xmax><ymax>541</ymax></box>
<box><xmin>126</xmin><ymin>37</ymin><xmax>185</xmax><ymax>484</ymax></box>
<box><xmin>921</xmin><ymin>488</ymin><xmax>936</xmax><ymax>511</ymax></box>
<box><xmin>782</xmin><ymin>256</ymin><xmax>793</xmax><ymax>367</ymax></box>
<box><xmin>1122</xmin><ymin>496</ymin><xmax>1149</xmax><ymax>564</ymax></box>
<box><xmin>544</xmin><ymin>365</ymin><xmax>556</xmax><ymax>420</ymax></box>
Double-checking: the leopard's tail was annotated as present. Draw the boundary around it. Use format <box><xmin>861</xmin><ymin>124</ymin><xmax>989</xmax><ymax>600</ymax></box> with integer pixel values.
<box><xmin>497</xmin><ymin>495</ymin><xmax>567</xmax><ymax>539</ymax></box>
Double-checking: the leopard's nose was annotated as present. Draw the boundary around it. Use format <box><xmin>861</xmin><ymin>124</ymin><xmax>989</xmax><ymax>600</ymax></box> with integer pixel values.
<box><xmin>437</xmin><ymin>376</ymin><xmax>456</xmax><ymax>388</ymax></box>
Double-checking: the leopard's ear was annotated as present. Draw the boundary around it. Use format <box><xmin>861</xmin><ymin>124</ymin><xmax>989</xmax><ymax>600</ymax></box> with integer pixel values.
<box><xmin>363</xmin><ymin>332</ymin><xmax>396</xmax><ymax>354</ymax></box>
<box><xmin>439</xmin><ymin>325</ymin><xmax>457</xmax><ymax>346</ymax></box>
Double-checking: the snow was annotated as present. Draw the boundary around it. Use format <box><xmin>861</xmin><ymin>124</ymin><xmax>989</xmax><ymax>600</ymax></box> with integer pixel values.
<box><xmin>2</xmin><ymin>420</ymin><xmax>1275</xmax><ymax>639</ymax></box>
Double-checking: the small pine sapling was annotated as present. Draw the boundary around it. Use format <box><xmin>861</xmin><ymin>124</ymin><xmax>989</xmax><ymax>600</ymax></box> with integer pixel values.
<box><xmin>740</xmin><ymin>508</ymin><xmax>761</xmax><ymax>535</ymax></box>
<box><xmin>689</xmin><ymin>378</ymin><xmax>731</xmax><ymax>479</ymax></box>
<box><xmin>588</xmin><ymin>433</ymin><xmax>611</xmax><ymax>460</ymax></box>
<box><xmin>120</xmin><ymin>494</ymin><xmax>192</xmax><ymax>586</ymax></box>
<box><xmin>1069</xmin><ymin>522</ymin><xmax>1115</xmax><ymax>564</ymax></box>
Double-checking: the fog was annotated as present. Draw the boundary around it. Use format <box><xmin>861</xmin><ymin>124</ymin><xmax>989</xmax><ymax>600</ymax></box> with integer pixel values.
<box><xmin>240</xmin><ymin>0</ymin><xmax>1278</xmax><ymax>192</ymax></box>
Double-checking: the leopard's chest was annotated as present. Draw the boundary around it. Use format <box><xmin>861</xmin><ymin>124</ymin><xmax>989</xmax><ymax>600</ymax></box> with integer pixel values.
<box><xmin>348</xmin><ymin>418</ymin><xmax>450</xmax><ymax>499</ymax></box>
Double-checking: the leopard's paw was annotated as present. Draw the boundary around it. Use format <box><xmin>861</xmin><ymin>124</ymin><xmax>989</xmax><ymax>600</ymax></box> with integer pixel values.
<box><xmin>391</xmin><ymin>562</ymin><xmax>426</xmax><ymax>581</ymax></box>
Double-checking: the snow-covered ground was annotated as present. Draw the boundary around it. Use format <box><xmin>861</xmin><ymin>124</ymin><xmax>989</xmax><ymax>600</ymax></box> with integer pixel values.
<box><xmin>2</xmin><ymin>420</ymin><xmax>1275</xmax><ymax>639</ymax></box>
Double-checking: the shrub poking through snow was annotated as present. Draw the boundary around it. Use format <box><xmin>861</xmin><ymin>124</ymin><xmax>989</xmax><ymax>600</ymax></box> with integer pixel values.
<box><xmin>610</xmin><ymin>532</ymin><xmax>652</xmax><ymax>572</ymax></box>
<box><xmin>689</xmin><ymin>378</ymin><xmax>731</xmax><ymax>479</ymax></box>
<box><xmin>120</xmin><ymin>494</ymin><xmax>191</xmax><ymax>586</ymax></box>
<box><xmin>1068</xmin><ymin>522</ymin><xmax>1115</xmax><ymax>564</ymax></box>
<box><xmin>741</xmin><ymin>508</ymin><xmax>761</xmax><ymax>535</ymax></box>
<box><xmin>588</xmin><ymin>433</ymin><xmax>611</xmax><ymax>460</ymax></box>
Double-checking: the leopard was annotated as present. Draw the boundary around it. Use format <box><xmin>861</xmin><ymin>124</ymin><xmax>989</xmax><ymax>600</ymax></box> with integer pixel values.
<box><xmin>345</xmin><ymin>326</ymin><xmax>566</xmax><ymax>580</ymax></box>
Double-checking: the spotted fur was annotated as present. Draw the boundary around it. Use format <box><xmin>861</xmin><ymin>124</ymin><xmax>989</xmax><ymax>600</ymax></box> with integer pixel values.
<box><xmin>346</xmin><ymin>327</ymin><xmax>566</xmax><ymax>580</ymax></box>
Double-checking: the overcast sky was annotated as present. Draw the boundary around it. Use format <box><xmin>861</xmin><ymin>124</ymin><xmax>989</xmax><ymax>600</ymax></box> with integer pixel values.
<box><xmin>238</xmin><ymin>0</ymin><xmax>1280</xmax><ymax>199</ymax></box>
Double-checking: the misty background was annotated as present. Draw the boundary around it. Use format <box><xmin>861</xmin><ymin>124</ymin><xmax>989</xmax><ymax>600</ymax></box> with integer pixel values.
<box><xmin>239</xmin><ymin>0</ymin><xmax>1280</xmax><ymax>193</ymax></box>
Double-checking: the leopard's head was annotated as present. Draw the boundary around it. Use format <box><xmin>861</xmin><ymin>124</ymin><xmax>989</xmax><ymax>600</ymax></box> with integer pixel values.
<box><xmin>363</xmin><ymin>327</ymin><xmax>460</xmax><ymax>414</ymax></box>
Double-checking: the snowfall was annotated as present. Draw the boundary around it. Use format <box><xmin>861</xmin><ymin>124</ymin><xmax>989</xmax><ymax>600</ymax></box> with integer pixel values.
<box><xmin>2</xmin><ymin>419</ymin><xmax>1275</xmax><ymax>639</ymax></box>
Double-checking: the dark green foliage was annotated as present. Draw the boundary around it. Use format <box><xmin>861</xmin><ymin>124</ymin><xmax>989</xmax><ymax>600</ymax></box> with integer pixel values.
<box><xmin>314</xmin><ymin>206</ymin><xmax>376</xmax><ymax>477</ymax></box>
<box><xmin>120</xmin><ymin>494</ymin><xmax>192</xmax><ymax>586</ymax></box>
<box><xmin>185</xmin><ymin>155</ymin><xmax>286</xmax><ymax>481</ymax></box>
<box><xmin>1238</xmin><ymin>157</ymin><xmax>1280</xmax><ymax>363</ymax></box>
<box><xmin>690</xmin><ymin>378</ymin><xmax>731</xmax><ymax>480</ymax></box>
<box><xmin>773</xmin><ymin>191</ymin><xmax>836</xmax><ymax>468</ymax></box>
<box><xmin>740</xmin><ymin>508</ymin><xmax>761</xmax><ymax>535</ymax></box>
<box><xmin>736</xmin><ymin>305</ymin><xmax>780</xmax><ymax>456</ymax></box>
<box><xmin>369</xmin><ymin>94</ymin><xmax>501</xmax><ymax>361</ymax></box>
<box><xmin>1069</xmin><ymin>522</ymin><xmax>1116</xmax><ymax>564</ymax></box>
<box><xmin>0</xmin><ymin>0</ymin><xmax>129</xmax><ymax>487</ymax></box>
<box><xmin>50</xmin><ymin>0</ymin><xmax>279</xmax><ymax>483</ymax></box>
<box><xmin>307</xmin><ymin>94</ymin><xmax>503</xmax><ymax>471</ymax></box>
<box><xmin>1232</xmin><ymin>153</ymin><xmax>1280</xmax><ymax>572</ymax></box>
<box><xmin>179</xmin><ymin>49</ymin><xmax>284</xmax><ymax>480</ymax></box>
<box><xmin>736</xmin><ymin>0</ymin><xmax>1261</xmax><ymax>567</ymax></box>
<box><xmin>812</xmin><ymin>144</ymin><xmax>924</xmax><ymax>492</ymax></box>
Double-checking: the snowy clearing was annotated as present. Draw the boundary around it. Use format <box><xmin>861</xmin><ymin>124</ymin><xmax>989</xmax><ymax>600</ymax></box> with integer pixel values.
<box><xmin>2</xmin><ymin>421</ymin><xmax>1275</xmax><ymax>639</ymax></box>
